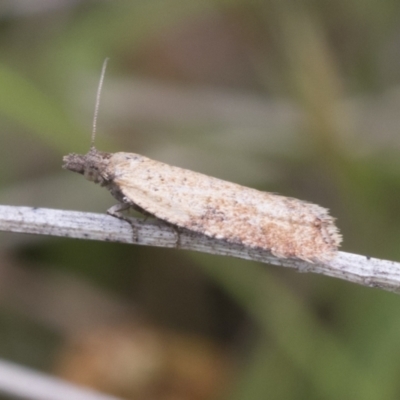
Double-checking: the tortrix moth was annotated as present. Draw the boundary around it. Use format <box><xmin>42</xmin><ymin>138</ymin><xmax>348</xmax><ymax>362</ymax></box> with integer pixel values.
<box><xmin>63</xmin><ymin>59</ymin><xmax>342</xmax><ymax>263</ymax></box>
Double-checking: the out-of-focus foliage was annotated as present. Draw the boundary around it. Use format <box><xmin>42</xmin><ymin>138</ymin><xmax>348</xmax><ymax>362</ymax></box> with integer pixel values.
<box><xmin>1</xmin><ymin>1</ymin><xmax>400</xmax><ymax>399</ymax></box>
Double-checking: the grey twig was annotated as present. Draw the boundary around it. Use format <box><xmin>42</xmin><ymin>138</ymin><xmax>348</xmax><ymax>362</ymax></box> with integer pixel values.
<box><xmin>1</xmin><ymin>205</ymin><xmax>400</xmax><ymax>294</ymax></box>
<box><xmin>0</xmin><ymin>359</ymin><xmax>122</xmax><ymax>400</ymax></box>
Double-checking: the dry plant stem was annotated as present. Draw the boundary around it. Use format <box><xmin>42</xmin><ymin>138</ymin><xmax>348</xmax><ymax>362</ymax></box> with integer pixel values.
<box><xmin>1</xmin><ymin>205</ymin><xmax>400</xmax><ymax>293</ymax></box>
<box><xmin>0</xmin><ymin>359</ymin><xmax>122</xmax><ymax>400</ymax></box>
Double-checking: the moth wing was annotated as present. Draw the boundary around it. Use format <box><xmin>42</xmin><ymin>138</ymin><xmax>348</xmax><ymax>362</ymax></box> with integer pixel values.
<box><xmin>112</xmin><ymin>155</ymin><xmax>222</xmax><ymax>224</ymax></box>
<box><xmin>111</xmin><ymin>154</ymin><xmax>341</xmax><ymax>262</ymax></box>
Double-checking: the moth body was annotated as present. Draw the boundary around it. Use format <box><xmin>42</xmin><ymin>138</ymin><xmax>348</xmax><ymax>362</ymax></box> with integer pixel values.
<box><xmin>63</xmin><ymin>148</ymin><xmax>341</xmax><ymax>263</ymax></box>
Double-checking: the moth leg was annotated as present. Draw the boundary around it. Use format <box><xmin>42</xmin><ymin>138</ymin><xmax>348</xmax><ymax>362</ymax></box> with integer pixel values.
<box><xmin>170</xmin><ymin>225</ymin><xmax>181</xmax><ymax>248</ymax></box>
<box><xmin>107</xmin><ymin>203</ymin><xmax>130</xmax><ymax>216</ymax></box>
<box><xmin>107</xmin><ymin>203</ymin><xmax>139</xmax><ymax>242</ymax></box>
<box><xmin>175</xmin><ymin>228</ymin><xmax>181</xmax><ymax>248</ymax></box>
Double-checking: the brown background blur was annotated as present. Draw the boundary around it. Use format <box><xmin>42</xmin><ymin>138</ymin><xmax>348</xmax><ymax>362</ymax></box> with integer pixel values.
<box><xmin>1</xmin><ymin>1</ymin><xmax>400</xmax><ymax>399</ymax></box>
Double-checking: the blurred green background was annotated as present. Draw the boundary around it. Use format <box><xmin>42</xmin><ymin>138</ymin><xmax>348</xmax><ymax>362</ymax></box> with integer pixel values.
<box><xmin>1</xmin><ymin>0</ymin><xmax>400</xmax><ymax>399</ymax></box>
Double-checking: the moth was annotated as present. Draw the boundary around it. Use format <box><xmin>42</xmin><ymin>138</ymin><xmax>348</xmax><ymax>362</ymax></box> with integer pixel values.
<box><xmin>63</xmin><ymin>60</ymin><xmax>341</xmax><ymax>263</ymax></box>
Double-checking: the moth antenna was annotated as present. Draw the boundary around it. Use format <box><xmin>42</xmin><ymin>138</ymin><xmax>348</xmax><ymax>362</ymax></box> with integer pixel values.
<box><xmin>91</xmin><ymin>57</ymin><xmax>109</xmax><ymax>150</ymax></box>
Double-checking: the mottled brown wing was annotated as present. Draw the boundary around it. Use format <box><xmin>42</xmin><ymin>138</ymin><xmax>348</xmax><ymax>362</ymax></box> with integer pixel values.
<box><xmin>109</xmin><ymin>152</ymin><xmax>341</xmax><ymax>262</ymax></box>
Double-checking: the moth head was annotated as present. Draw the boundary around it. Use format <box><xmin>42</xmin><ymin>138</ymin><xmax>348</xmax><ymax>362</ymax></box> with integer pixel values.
<box><xmin>63</xmin><ymin>148</ymin><xmax>112</xmax><ymax>185</ymax></box>
<box><xmin>63</xmin><ymin>59</ymin><xmax>112</xmax><ymax>185</ymax></box>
